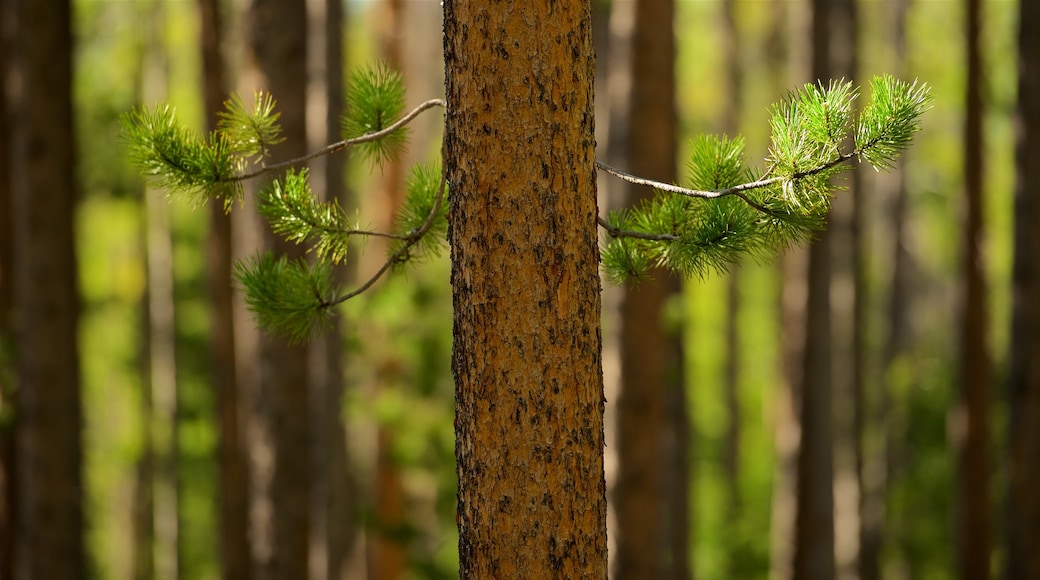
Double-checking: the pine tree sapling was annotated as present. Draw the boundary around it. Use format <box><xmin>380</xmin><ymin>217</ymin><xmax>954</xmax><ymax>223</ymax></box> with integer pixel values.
<box><xmin>122</xmin><ymin>67</ymin><xmax>929</xmax><ymax>343</ymax></box>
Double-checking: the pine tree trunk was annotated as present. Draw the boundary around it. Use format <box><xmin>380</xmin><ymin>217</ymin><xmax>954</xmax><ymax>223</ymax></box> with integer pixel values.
<box><xmin>1008</xmin><ymin>0</ymin><xmax>1040</xmax><ymax>576</ymax></box>
<box><xmin>958</xmin><ymin>0</ymin><xmax>992</xmax><ymax>577</ymax></box>
<box><xmin>445</xmin><ymin>1</ymin><xmax>607</xmax><ymax>576</ymax></box>
<box><xmin>0</xmin><ymin>0</ymin><xmax>15</xmax><ymax>574</ymax></box>
<box><xmin>721</xmin><ymin>0</ymin><xmax>743</xmax><ymax>548</ymax></box>
<box><xmin>198</xmin><ymin>0</ymin><xmax>251</xmax><ymax>577</ymax></box>
<box><xmin>793</xmin><ymin>0</ymin><xmax>836</xmax><ymax>577</ymax></box>
<box><xmin>246</xmin><ymin>1</ymin><xmax>311</xmax><ymax>577</ymax></box>
<box><xmin>11</xmin><ymin>0</ymin><xmax>84</xmax><ymax>577</ymax></box>
<box><xmin>614</xmin><ymin>0</ymin><xmax>683</xmax><ymax>576</ymax></box>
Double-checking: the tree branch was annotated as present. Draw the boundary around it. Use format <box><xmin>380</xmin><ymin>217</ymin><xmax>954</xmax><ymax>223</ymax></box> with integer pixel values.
<box><xmin>322</xmin><ymin>170</ymin><xmax>447</xmax><ymax>307</ymax></box>
<box><xmin>227</xmin><ymin>98</ymin><xmax>447</xmax><ymax>183</ymax></box>
<box><xmin>596</xmin><ymin>216</ymin><xmax>678</xmax><ymax>241</ymax></box>
<box><xmin>594</xmin><ymin>151</ymin><xmax>856</xmax><ymax>202</ymax></box>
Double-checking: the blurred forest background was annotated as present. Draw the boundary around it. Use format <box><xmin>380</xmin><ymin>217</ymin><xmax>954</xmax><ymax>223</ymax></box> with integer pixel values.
<box><xmin>2</xmin><ymin>0</ymin><xmax>1038</xmax><ymax>579</ymax></box>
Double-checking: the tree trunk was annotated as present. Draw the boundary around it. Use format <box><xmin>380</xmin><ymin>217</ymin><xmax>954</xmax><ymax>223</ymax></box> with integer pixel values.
<box><xmin>198</xmin><ymin>0</ymin><xmax>251</xmax><ymax>577</ymax></box>
<box><xmin>1007</xmin><ymin>0</ymin><xmax>1040</xmax><ymax>576</ymax></box>
<box><xmin>721</xmin><ymin>0</ymin><xmax>743</xmax><ymax>538</ymax></box>
<box><xmin>246</xmin><ymin>1</ymin><xmax>311</xmax><ymax>577</ymax></box>
<box><xmin>792</xmin><ymin>0</ymin><xmax>836</xmax><ymax>577</ymax></box>
<box><xmin>958</xmin><ymin>0</ymin><xmax>992</xmax><ymax>577</ymax></box>
<box><xmin>368</xmin><ymin>2</ymin><xmax>408</xmax><ymax>577</ymax></box>
<box><xmin>311</xmin><ymin>0</ymin><xmax>354</xmax><ymax>577</ymax></box>
<box><xmin>10</xmin><ymin>0</ymin><xmax>84</xmax><ymax>577</ymax></box>
<box><xmin>860</xmin><ymin>3</ymin><xmax>912</xmax><ymax>579</ymax></box>
<box><xmin>614</xmin><ymin>0</ymin><xmax>683</xmax><ymax>577</ymax></box>
<box><xmin>445</xmin><ymin>1</ymin><xmax>607</xmax><ymax>577</ymax></box>
<box><xmin>0</xmin><ymin>0</ymin><xmax>15</xmax><ymax>574</ymax></box>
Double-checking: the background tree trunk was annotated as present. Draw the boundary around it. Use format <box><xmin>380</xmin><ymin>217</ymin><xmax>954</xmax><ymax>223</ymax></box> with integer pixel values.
<box><xmin>445</xmin><ymin>1</ymin><xmax>607</xmax><ymax>576</ymax></box>
<box><xmin>613</xmin><ymin>0</ymin><xmax>684</xmax><ymax>577</ymax></box>
<box><xmin>0</xmin><ymin>0</ymin><xmax>15</xmax><ymax>575</ymax></box>
<box><xmin>11</xmin><ymin>0</ymin><xmax>84</xmax><ymax>577</ymax></box>
<box><xmin>1007</xmin><ymin>0</ymin><xmax>1040</xmax><ymax>576</ymax></box>
<box><xmin>245</xmin><ymin>1</ymin><xmax>311</xmax><ymax>577</ymax></box>
<box><xmin>958</xmin><ymin>0</ymin><xmax>992</xmax><ymax>577</ymax></box>
<box><xmin>198</xmin><ymin>0</ymin><xmax>251</xmax><ymax>577</ymax></box>
<box><xmin>792</xmin><ymin>0</ymin><xmax>836</xmax><ymax>577</ymax></box>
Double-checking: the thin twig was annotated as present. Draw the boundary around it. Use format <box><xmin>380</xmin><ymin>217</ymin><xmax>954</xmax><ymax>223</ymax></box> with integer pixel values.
<box><xmin>323</xmin><ymin>170</ymin><xmax>447</xmax><ymax>307</ymax></box>
<box><xmin>227</xmin><ymin>99</ymin><xmax>447</xmax><ymax>183</ymax></box>
<box><xmin>596</xmin><ymin>216</ymin><xmax>678</xmax><ymax>241</ymax></box>
<box><xmin>594</xmin><ymin>151</ymin><xmax>856</xmax><ymax>201</ymax></box>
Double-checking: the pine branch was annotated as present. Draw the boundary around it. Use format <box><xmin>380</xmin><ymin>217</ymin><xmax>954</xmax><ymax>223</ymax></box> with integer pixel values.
<box><xmin>598</xmin><ymin>75</ymin><xmax>931</xmax><ymax>281</ymax></box>
<box><xmin>227</xmin><ymin>98</ymin><xmax>446</xmax><ymax>183</ymax></box>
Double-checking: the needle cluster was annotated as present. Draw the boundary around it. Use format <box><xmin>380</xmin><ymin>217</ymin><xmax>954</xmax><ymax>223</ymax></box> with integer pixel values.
<box><xmin>122</xmin><ymin>66</ymin><xmax>929</xmax><ymax>343</ymax></box>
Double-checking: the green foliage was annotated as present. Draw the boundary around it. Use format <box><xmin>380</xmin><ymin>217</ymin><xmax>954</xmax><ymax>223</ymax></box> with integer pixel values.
<box><xmin>342</xmin><ymin>61</ymin><xmax>408</xmax><ymax>165</ymax></box>
<box><xmin>124</xmin><ymin>65</ymin><xmax>927</xmax><ymax>343</ymax></box>
<box><xmin>600</xmin><ymin>75</ymin><xmax>931</xmax><ymax>284</ymax></box>
<box><xmin>233</xmin><ymin>252</ymin><xmax>336</xmax><ymax>344</ymax></box>
<box><xmin>218</xmin><ymin>91</ymin><xmax>284</xmax><ymax>165</ymax></box>
<box><xmin>257</xmin><ymin>167</ymin><xmax>353</xmax><ymax>264</ymax></box>
<box><xmin>391</xmin><ymin>162</ymin><xmax>449</xmax><ymax>262</ymax></box>
<box><xmin>121</xmin><ymin>104</ymin><xmax>241</xmax><ymax>208</ymax></box>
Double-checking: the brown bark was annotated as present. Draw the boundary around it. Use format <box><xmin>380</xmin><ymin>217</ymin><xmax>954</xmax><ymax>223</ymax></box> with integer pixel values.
<box><xmin>1007</xmin><ymin>0</ymin><xmax>1040</xmax><ymax>576</ymax></box>
<box><xmin>792</xmin><ymin>0</ymin><xmax>836</xmax><ymax>577</ymax></box>
<box><xmin>613</xmin><ymin>0</ymin><xmax>683</xmax><ymax>577</ymax></box>
<box><xmin>445</xmin><ymin>1</ymin><xmax>607</xmax><ymax>577</ymax></box>
<box><xmin>10</xmin><ymin>0</ymin><xmax>84</xmax><ymax>577</ymax></box>
<box><xmin>318</xmin><ymin>0</ymin><xmax>354</xmax><ymax>577</ymax></box>
<box><xmin>198</xmin><ymin>0</ymin><xmax>251</xmax><ymax>577</ymax></box>
<box><xmin>0</xmin><ymin>0</ymin><xmax>15</xmax><ymax>574</ymax></box>
<box><xmin>246</xmin><ymin>1</ymin><xmax>311</xmax><ymax>577</ymax></box>
<box><xmin>368</xmin><ymin>2</ymin><xmax>408</xmax><ymax>576</ymax></box>
<box><xmin>958</xmin><ymin>0</ymin><xmax>992</xmax><ymax>578</ymax></box>
<box><xmin>721</xmin><ymin>0</ymin><xmax>742</xmax><ymax>531</ymax></box>
<box><xmin>860</xmin><ymin>3</ymin><xmax>912</xmax><ymax>580</ymax></box>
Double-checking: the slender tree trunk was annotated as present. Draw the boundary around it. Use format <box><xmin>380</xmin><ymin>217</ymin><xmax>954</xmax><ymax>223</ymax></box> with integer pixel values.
<box><xmin>958</xmin><ymin>0</ymin><xmax>992</xmax><ymax>577</ymax></box>
<box><xmin>1007</xmin><ymin>0</ymin><xmax>1040</xmax><ymax>576</ymax></box>
<box><xmin>827</xmin><ymin>0</ymin><xmax>860</xmax><ymax>576</ymax></box>
<box><xmin>721</xmin><ymin>0</ymin><xmax>743</xmax><ymax>543</ymax></box>
<box><xmin>0</xmin><ymin>0</ymin><xmax>15</xmax><ymax>574</ymax></box>
<box><xmin>368</xmin><ymin>2</ymin><xmax>408</xmax><ymax>577</ymax></box>
<box><xmin>614</xmin><ymin>0</ymin><xmax>683</xmax><ymax>577</ymax></box>
<box><xmin>198</xmin><ymin>0</ymin><xmax>251</xmax><ymax>577</ymax></box>
<box><xmin>313</xmin><ymin>0</ymin><xmax>353</xmax><ymax>577</ymax></box>
<box><xmin>860</xmin><ymin>3</ymin><xmax>912</xmax><ymax>579</ymax></box>
<box><xmin>769</xmin><ymin>4</ymin><xmax>801</xmax><ymax>579</ymax></box>
<box><xmin>246</xmin><ymin>1</ymin><xmax>311</xmax><ymax>577</ymax></box>
<box><xmin>10</xmin><ymin>0</ymin><xmax>84</xmax><ymax>577</ymax></box>
<box><xmin>137</xmin><ymin>3</ymin><xmax>181</xmax><ymax>577</ymax></box>
<box><xmin>792</xmin><ymin>0</ymin><xmax>836</xmax><ymax>577</ymax></box>
<box><xmin>445</xmin><ymin>1</ymin><xmax>607</xmax><ymax>576</ymax></box>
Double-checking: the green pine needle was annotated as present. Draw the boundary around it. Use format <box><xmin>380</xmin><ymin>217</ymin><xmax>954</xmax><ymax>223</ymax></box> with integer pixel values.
<box><xmin>121</xmin><ymin>103</ymin><xmax>241</xmax><ymax>208</ymax></box>
<box><xmin>234</xmin><ymin>252</ymin><xmax>336</xmax><ymax>344</ymax></box>
<box><xmin>856</xmin><ymin>75</ymin><xmax>933</xmax><ymax>170</ymax></box>
<box><xmin>342</xmin><ymin>62</ymin><xmax>408</xmax><ymax>166</ymax></box>
<box><xmin>218</xmin><ymin>91</ymin><xmax>284</xmax><ymax>165</ymax></box>
<box><xmin>257</xmin><ymin>168</ymin><xmax>353</xmax><ymax>263</ymax></box>
<box><xmin>390</xmin><ymin>162</ymin><xmax>448</xmax><ymax>262</ymax></box>
<box><xmin>603</xmin><ymin>74</ymin><xmax>931</xmax><ymax>286</ymax></box>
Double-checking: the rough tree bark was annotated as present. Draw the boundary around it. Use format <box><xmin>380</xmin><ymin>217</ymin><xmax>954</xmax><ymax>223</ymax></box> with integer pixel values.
<box><xmin>958</xmin><ymin>0</ymin><xmax>992</xmax><ymax>577</ymax></box>
<box><xmin>613</xmin><ymin>0</ymin><xmax>684</xmax><ymax>577</ymax></box>
<box><xmin>444</xmin><ymin>1</ymin><xmax>608</xmax><ymax>577</ymax></box>
<box><xmin>11</xmin><ymin>0</ymin><xmax>84</xmax><ymax>577</ymax></box>
<box><xmin>1007</xmin><ymin>0</ymin><xmax>1040</xmax><ymax>576</ymax></box>
<box><xmin>246</xmin><ymin>1</ymin><xmax>311</xmax><ymax>577</ymax></box>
